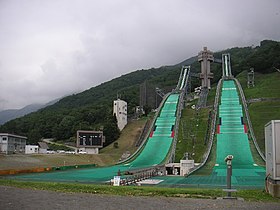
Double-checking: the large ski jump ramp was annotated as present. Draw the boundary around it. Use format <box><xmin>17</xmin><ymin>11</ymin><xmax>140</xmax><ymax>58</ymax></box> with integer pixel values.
<box><xmin>155</xmin><ymin>79</ymin><xmax>265</xmax><ymax>188</ymax></box>
<box><xmin>214</xmin><ymin>80</ymin><xmax>265</xmax><ymax>183</ymax></box>
<box><xmin>10</xmin><ymin>94</ymin><xmax>180</xmax><ymax>183</ymax></box>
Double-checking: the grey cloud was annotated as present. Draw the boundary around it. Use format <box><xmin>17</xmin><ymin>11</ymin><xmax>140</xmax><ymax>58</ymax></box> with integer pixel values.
<box><xmin>0</xmin><ymin>0</ymin><xmax>279</xmax><ymax>109</ymax></box>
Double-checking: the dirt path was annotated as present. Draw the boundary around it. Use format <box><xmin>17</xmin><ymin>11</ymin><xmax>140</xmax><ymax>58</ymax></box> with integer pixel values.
<box><xmin>0</xmin><ymin>186</ymin><xmax>279</xmax><ymax>210</ymax></box>
<box><xmin>0</xmin><ymin>154</ymin><xmax>114</xmax><ymax>170</ymax></box>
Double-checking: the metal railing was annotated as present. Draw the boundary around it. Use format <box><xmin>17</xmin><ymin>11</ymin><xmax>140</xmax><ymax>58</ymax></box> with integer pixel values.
<box><xmin>196</xmin><ymin>87</ymin><xmax>209</xmax><ymax>108</ymax></box>
<box><xmin>115</xmin><ymin>165</ymin><xmax>165</xmax><ymax>186</ymax></box>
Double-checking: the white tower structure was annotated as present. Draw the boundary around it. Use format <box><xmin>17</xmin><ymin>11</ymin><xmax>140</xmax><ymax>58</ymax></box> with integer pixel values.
<box><xmin>113</xmin><ymin>99</ymin><xmax>127</xmax><ymax>131</ymax></box>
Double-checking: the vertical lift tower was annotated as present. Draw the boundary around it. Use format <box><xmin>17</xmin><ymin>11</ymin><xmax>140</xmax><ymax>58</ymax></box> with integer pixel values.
<box><xmin>198</xmin><ymin>47</ymin><xmax>214</xmax><ymax>90</ymax></box>
<box><xmin>197</xmin><ymin>47</ymin><xmax>213</xmax><ymax>108</ymax></box>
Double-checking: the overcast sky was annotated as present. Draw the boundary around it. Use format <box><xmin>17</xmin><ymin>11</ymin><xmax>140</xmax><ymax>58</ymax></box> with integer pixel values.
<box><xmin>0</xmin><ymin>0</ymin><xmax>279</xmax><ymax>110</ymax></box>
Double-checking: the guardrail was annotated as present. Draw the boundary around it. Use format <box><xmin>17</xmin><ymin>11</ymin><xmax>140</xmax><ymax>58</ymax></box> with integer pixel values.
<box><xmin>113</xmin><ymin>165</ymin><xmax>165</xmax><ymax>186</ymax></box>
<box><xmin>234</xmin><ymin>78</ymin><xmax>266</xmax><ymax>161</ymax></box>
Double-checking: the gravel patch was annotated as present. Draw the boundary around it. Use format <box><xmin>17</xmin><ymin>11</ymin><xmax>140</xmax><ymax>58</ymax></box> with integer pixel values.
<box><xmin>1</xmin><ymin>185</ymin><xmax>280</xmax><ymax>210</ymax></box>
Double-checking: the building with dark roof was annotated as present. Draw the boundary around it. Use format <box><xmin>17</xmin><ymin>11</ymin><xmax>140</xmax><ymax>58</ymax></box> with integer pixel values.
<box><xmin>38</xmin><ymin>142</ymin><xmax>49</xmax><ymax>154</ymax></box>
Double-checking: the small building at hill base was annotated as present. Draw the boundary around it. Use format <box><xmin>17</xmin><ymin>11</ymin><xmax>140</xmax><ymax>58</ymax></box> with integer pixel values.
<box><xmin>38</xmin><ymin>142</ymin><xmax>49</xmax><ymax>154</ymax></box>
<box><xmin>0</xmin><ymin>133</ymin><xmax>27</xmax><ymax>154</ymax></box>
<box><xmin>165</xmin><ymin>160</ymin><xmax>195</xmax><ymax>176</ymax></box>
<box><xmin>25</xmin><ymin>145</ymin><xmax>39</xmax><ymax>154</ymax></box>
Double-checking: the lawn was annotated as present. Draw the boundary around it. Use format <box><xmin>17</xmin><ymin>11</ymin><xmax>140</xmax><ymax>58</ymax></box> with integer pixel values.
<box><xmin>175</xmin><ymin>106</ymin><xmax>210</xmax><ymax>163</ymax></box>
<box><xmin>100</xmin><ymin>117</ymin><xmax>147</xmax><ymax>162</ymax></box>
<box><xmin>237</xmin><ymin>71</ymin><xmax>280</xmax><ymax>155</ymax></box>
<box><xmin>0</xmin><ymin>179</ymin><xmax>279</xmax><ymax>202</ymax></box>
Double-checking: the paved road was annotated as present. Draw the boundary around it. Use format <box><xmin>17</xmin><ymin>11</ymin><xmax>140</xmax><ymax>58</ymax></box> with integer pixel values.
<box><xmin>0</xmin><ymin>186</ymin><xmax>279</xmax><ymax>210</ymax></box>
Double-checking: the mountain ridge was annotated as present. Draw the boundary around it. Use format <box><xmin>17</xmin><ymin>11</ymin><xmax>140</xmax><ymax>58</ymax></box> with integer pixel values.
<box><xmin>0</xmin><ymin>98</ymin><xmax>60</xmax><ymax>125</ymax></box>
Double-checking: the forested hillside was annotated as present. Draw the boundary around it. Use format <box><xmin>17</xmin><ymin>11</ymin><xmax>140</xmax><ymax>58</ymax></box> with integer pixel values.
<box><xmin>1</xmin><ymin>40</ymin><xmax>279</xmax><ymax>145</ymax></box>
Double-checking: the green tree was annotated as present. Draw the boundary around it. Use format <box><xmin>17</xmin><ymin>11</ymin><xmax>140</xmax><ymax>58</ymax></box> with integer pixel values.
<box><xmin>53</xmin><ymin>116</ymin><xmax>76</xmax><ymax>140</ymax></box>
<box><xmin>28</xmin><ymin>128</ymin><xmax>41</xmax><ymax>144</ymax></box>
<box><xmin>103</xmin><ymin>114</ymin><xmax>120</xmax><ymax>147</ymax></box>
<box><xmin>143</xmin><ymin>105</ymin><xmax>152</xmax><ymax>116</ymax></box>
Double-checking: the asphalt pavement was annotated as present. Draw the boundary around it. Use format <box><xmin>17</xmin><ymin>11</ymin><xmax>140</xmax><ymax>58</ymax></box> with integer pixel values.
<box><xmin>1</xmin><ymin>186</ymin><xmax>280</xmax><ymax>210</ymax></box>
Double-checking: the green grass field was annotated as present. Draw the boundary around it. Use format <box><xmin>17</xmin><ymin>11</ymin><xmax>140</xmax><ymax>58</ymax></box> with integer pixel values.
<box><xmin>249</xmin><ymin>101</ymin><xmax>280</xmax><ymax>152</ymax></box>
<box><xmin>237</xmin><ymin>71</ymin><xmax>280</xmax><ymax>154</ymax></box>
<box><xmin>175</xmin><ymin>85</ymin><xmax>216</xmax><ymax>164</ymax></box>
<box><xmin>0</xmin><ymin>179</ymin><xmax>279</xmax><ymax>202</ymax></box>
<box><xmin>238</xmin><ymin>72</ymin><xmax>280</xmax><ymax>99</ymax></box>
<box><xmin>175</xmin><ymin>106</ymin><xmax>210</xmax><ymax>163</ymax></box>
<box><xmin>100</xmin><ymin>117</ymin><xmax>147</xmax><ymax>162</ymax></box>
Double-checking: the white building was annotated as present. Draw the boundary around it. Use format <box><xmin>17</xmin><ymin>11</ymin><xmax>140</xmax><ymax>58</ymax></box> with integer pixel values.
<box><xmin>0</xmin><ymin>133</ymin><xmax>27</xmax><ymax>154</ymax></box>
<box><xmin>113</xmin><ymin>99</ymin><xmax>127</xmax><ymax>131</ymax></box>
<box><xmin>165</xmin><ymin>160</ymin><xmax>195</xmax><ymax>176</ymax></box>
<box><xmin>25</xmin><ymin>145</ymin><xmax>39</xmax><ymax>154</ymax></box>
